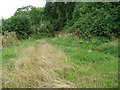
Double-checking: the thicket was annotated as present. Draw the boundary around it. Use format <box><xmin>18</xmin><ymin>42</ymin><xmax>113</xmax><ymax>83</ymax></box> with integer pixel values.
<box><xmin>65</xmin><ymin>3</ymin><xmax>120</xmax><ymax>39</ymax></box>
<box><xmin>2</xmin><ymin>2</ymin><xmax>120</xmax><ymax>39</ymax></box>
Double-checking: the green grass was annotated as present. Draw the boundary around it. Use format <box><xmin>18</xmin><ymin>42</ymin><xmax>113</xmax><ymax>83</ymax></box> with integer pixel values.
<box><xmin>2</xmin><ymin>36</ymin><xmax>118</xmax><ymax>88</ymax></box>
<box><xmin>49</xmin><ymin>37</ymin><xmax>118</xmax><ymax>88</ymax></box>
<box><xmin>2</xmin><ymin>39</ymin><xmax>40</xmax><ymax>64</ymax></box>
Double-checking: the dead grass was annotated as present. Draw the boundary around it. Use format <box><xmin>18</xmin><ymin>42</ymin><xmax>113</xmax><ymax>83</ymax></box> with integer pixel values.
<box><xmin>2</xmin><ymin>39</ymin><xmax>75</xmax><ymax>88</ymax></box>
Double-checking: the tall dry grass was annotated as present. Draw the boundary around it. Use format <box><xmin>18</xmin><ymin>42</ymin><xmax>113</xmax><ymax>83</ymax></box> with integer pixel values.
<box><xmin>2</xmin><ymin>33</ymin><xmax>20</xmax><ymax>48</ymax></box>
<box><xmin>2</xmin><ymin>40</ymin><xmax>75</xmax><ymax>88</ymax></box>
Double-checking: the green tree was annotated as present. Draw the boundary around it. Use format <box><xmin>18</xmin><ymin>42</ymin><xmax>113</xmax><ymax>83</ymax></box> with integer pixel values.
<box><xmin>67</xmin><ymin>2</ymin><xmax>120</xmax><ymax>38</ymax></box>
<box><xmin>14</xmin><ymin>5</ymin><xmax>34</xmax><ymax>16</ymax></box>
<box><xmin>12</xmin><ymin>14</ymin><xmax>32</xmax><ymax>39</ymax></box>
<box><xmin>29</xmin><ymin>7</ymin><xmax>44</xmax><ymax>25</ymax></box>
<box><xmin>2</xmin><ymin>14</ymin><xmax>32</xmax><ymax>39</ymax></box>
<box><xmin>44</xmin><ymin>2</ymin><xmax>76</xmax><ymax>31</ymax></box>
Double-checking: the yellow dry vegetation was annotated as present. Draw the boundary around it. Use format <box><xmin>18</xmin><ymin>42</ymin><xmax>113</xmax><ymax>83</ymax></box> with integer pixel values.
<box><xmin>2</xmin><ymin>40</ymin><xmax>75</xmax><ymax>88</ymax></box>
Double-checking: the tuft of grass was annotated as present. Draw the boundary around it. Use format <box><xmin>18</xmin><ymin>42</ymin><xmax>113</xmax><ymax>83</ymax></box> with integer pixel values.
<box><xmin>49</xmin><ymin>36</ymin><xmax>118</xmax><ymax>88</ymax></box>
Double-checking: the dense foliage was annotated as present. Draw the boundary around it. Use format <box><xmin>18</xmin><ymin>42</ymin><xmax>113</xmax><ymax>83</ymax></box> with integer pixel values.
<box><xmin>2</xmin><ymin>14</ymin><xmax>32</xmax><ymax>39</ymax></box>
<box><xmin>44</xmin><ymin>2</ymin><xmax>76</xmax><ymax>31</ymax></box>
<box><xmin>65</xmin><ymin>3</ymin><xmax>120</xmax><ymax>38</ymax></box>
<box><xmin>2</xmin><ymin>2</ymin><xmax>120</xmax><ymax>39</ymax></box>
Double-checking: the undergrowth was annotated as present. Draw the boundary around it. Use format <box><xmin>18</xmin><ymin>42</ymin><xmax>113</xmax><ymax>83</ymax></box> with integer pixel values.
<box><xmin>49</xmin><ymin>36</ymin><xmax>118</xmax><ymax>88</ymax></box>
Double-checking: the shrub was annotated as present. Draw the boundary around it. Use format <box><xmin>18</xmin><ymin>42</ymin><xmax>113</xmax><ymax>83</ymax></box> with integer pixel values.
<box><xmin>2</xmin><ymin>14</ymin><xmax>32</xmax><ymax>39</ymax></box>
<box><xmin>65</xmin><ymin>3</ymin><xmax>120</xmax><ymax>39</ymax></box>
<box><xmin>42</xmin><ymin>21</ymin><xmax>54</xmax><ymax>35</ymax></box>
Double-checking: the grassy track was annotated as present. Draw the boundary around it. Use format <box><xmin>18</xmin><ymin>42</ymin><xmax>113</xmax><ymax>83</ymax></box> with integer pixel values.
<box><xmin>2</xmin><ymin>39</ymin><xmax>75</xmax><ymax>88</ymax></box>
<box><xmin>2</xmin><ymin>36</ymin><xmax>118</xmax><ymax>88</ymax></box>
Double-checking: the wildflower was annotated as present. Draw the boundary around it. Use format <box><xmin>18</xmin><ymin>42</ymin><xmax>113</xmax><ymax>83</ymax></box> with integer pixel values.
<box><xmin>88</xmin><ymin>50</ymin><xmax>92</xmax><ymax>53</ymax></box>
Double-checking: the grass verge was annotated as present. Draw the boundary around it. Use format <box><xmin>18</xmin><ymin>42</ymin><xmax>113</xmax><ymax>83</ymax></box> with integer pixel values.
<box><xmin>2</xmin><ymin>39</ymin><xmax>40</xmax><ymax>64</ymax></box>
<box><xmin>49</xmin><ymin>36</ymin><xmax>118</xmax><ymax>88</ymax></box>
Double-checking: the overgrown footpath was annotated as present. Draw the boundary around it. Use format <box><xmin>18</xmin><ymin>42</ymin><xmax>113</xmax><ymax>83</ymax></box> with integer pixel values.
<box><xmin>2</xmin><ymin>38</ymin><xmax>75</xmax><ymax>88</ymax></box>
<box><xmin>2</xmin><ymin>36</ymin><xmax>118</xmax><ymax>88</ymax></box>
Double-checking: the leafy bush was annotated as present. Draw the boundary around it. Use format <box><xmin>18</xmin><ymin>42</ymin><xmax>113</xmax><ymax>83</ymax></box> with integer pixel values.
<box><xmin>65</xmin><ymin>3</ymin><xmax>120</xmax><ymax>39</ymax></box>
<box><xmin>30</xmin><ymin>21</ymin><xmax>54</xmax><ymax>39</ymax></box>
<box><xmin>42</xmin><ymin>21</ymin><xmax>54</xmax><ymax>35</ymax></box>
<box><xmin>2</xmin><ymin>14</ymin><xmax>32</xmax><ymax>39</ymax></box>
